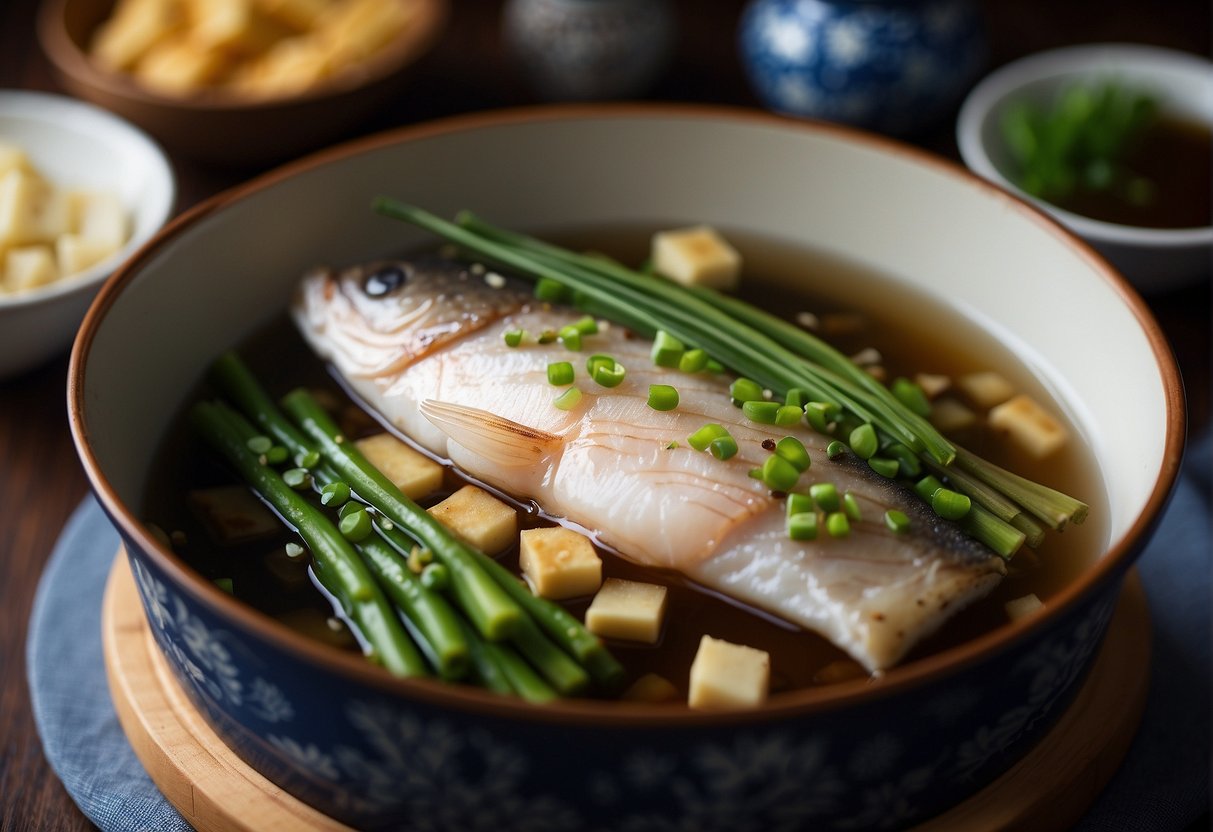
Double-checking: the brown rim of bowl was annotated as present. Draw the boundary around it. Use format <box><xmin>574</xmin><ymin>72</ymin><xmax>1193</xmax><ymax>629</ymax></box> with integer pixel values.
<box><xmin>69</xmin><ymin>103</ymin><xmax>1186</xmax><ymax>728</ymax></box>
<box><xmin>37</xmin><ymin>0</ymin><xmax>448</xmax><ymax>110</ymax></box>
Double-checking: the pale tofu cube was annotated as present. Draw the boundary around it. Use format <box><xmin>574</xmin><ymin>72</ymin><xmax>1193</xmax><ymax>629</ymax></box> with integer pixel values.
<box><xmin>354</xmin><ymin>433</ymin><xmax>444</xmax><ymax>499</ymax></box>
<box><xmin>688</xmin><ymin>635</ymin><xmax>770</xmax><ymax>709</ymax></box>
<box><xmin>622</xmin><ymin>673</ymin><xmax>680</xmax><ymax>703</ymax></box>
<box><xmin>74</xmin><ymin>191</ymin><xmax>129</xmax><ymax>248</ymax></box>
<box><xmin>0</xmin><ymin>168</ymin><xmax>50</xmax><ymax>248</ymax></box>
<box><xmin>584</xmin><ymin>577</ymin><xmax>666</xmax><ymax>642</ymax></box>
<box><xmin>930</xmin><ymin>396</ymin><xmax>977</xmax><ymax>433</ymax></box>
<box><xmin>914</xmin><ymin>372</ymin><xmax>951</xmax><ymax>400</ymax></box>
<box><xmin>0</xmin><ymin>143</ymin><xmax>30</xmax><ymax>178</ymax></box>
<box><xmin>134</xmin><ymin>35</ymin><xmax>230</xmax><ymax>93</ymax></box>
<box><xmin>519</xmin><ymin>527</ymin><xmax>602</xmax><ymax>600</ymax></box>
<box><xmin>957</xmin><ymin>371</ymin><xmax>1015</xmax><ymax>409</ymax></box>
<box><xmin>56</xmin><ymin>233</ymin><xmax>118</xmax><ymax>276</ymax></box>
<box><xmin>988</xmin><ymin>394</ymin><xmax>1068</xmax><ymax>459</ymax></box>
<box><xmin>188</xmin><ymin>485</ymin><xmax>281</xmax><ymax>545</ymax></box>
<box><xmin>91</xmin><ymin>0</ymin><xmax>184</xmax><ymax>71</ymax></box>
<box><xmin>427</xmin><ymin>485</ymin><xmax>517</xmax><ymax>555</ymax></box>
<box><xmin>1005</xmin><ymin>593</ymin><xmax>1044</xmax><ymax>621</ymax></box>
<box><xmin>36</xmin><ymin>190</ymin><xmax>74</xmax><ymax>241</ymax></box>
<box><xmin>4</xmin><ymin>246</ymin><xmax>58</xmax><ymax>293</ymax></box>
<box><xmin>651</xmin><ymin>226</ymin><xmax>741</xmax><ymax>291</ymax></box>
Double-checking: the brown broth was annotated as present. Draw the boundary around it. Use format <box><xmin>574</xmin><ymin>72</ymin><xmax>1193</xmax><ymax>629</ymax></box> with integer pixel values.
<box><xmin>1053</xmin><ymin>115</ymin><xmax>1212</xmax><ymax>229</ymax></box>
<box><xmin>143</xmin><ymin>233</ymin><xmax>1107</xmax><ymax>700</ymax></box>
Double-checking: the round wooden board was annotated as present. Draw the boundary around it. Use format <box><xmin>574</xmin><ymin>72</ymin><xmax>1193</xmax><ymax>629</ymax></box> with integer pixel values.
<box><xmin>103</xmin><ymin>551</ymin><xmax>1151</xmax><ymax>832</ymax></box>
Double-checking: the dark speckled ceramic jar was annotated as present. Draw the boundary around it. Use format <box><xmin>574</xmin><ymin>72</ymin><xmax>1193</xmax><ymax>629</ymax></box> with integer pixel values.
<box><xmin>71</xmin><ymin>106</ymin><xmax>1183</xmax><ymax>831</ymax></box>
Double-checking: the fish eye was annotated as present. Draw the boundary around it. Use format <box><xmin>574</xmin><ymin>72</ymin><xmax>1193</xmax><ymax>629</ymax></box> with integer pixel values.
<box><xmin>363</xmin><ymin>264</ymin><xmax>408</xmax><ymax>297</ymax></box>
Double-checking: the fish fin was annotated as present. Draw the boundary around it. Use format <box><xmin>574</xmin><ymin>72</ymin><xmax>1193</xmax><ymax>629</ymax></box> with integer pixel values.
<box><xmin>420</xmin><ymin>400</ymin><xmax>560</xmax><ymax>468</ymax></box>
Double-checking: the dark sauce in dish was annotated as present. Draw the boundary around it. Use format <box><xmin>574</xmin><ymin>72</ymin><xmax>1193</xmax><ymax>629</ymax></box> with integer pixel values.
<box><xmin>143</xmin><ymin>234</ymin><xmax>1107</xmax><ymax>699</ymax></box>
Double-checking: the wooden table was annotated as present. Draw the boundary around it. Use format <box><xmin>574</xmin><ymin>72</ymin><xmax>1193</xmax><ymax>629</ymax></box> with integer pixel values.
<box><xmin>1</xmin><ymin>1</ymin><xmax>1208</xmax><ymax>829</ymax></box>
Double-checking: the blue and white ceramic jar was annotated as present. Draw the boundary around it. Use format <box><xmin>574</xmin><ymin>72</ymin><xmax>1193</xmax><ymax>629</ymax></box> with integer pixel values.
<box><xmin>739</xmin><ymin>0</ymin><xmax>986</xmax><ymax>136</ymax></box>
<box><xmin>503</xmin><ymin>0</ymin><xmax>676</xmax><ymax>101</ymax></box>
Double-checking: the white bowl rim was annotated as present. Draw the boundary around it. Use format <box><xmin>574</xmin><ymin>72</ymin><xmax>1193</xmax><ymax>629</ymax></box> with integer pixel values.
<box><xmin>0</xmin><ymin>89</ymin><xmax>176</xmax><ymax>310</ymax></box>
<box><xmin>957</xmin><ymin>42</ymin><xmax>1213</xmax><ymax>249</ymax></box>
<box><xmin>70</xmin><ymin>103</ymin><xmax>1187</xmax><ymax>725</ymax></box>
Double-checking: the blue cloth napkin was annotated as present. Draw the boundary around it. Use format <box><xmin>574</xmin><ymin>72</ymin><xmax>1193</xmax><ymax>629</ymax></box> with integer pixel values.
<box><xmin>27</xmin><ymin>436</ymin><xmax>1211</xmax><ymax>832</ymax></box>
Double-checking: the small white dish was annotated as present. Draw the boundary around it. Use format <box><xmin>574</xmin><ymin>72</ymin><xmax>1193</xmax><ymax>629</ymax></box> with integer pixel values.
<box><xmin>957</xmin><ymin>43</ymin><xmax>1213</xmax><ymax>292</ymax></box>
<box><xmin>0</xmin><ymin>90</ymin><xmax>175</xmax><ymax>378</ymax></box>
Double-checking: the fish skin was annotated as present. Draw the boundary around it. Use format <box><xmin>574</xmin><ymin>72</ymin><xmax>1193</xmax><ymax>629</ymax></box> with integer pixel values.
<box><xmin>293</xmin><ymin>258</ymin><xmax>1007</xmax><ymax>671</ymax></box>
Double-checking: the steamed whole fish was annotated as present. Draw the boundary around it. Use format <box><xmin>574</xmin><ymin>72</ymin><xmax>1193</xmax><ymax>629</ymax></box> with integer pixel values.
<box><xmin>293</xmin><ymin>258</ymin><xmax>1007</xmax><ymax>672</ymax></box>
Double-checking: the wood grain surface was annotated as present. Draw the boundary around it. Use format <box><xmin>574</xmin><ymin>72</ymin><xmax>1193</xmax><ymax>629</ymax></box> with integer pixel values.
<box><xmin>1</xmin><ymin>1</ymin><xmax>1208</xmax><ymax>830</ymax></box>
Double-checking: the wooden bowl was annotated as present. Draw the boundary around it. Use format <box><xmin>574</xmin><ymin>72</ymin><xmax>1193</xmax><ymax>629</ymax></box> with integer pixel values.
<box><xmin>37</xmin><ymin>0</ymin><xmax>449</xmax><ymax>166</ymax></box>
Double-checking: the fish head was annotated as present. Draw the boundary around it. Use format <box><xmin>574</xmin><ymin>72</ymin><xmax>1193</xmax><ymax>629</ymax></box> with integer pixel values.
<box><xmin>293</xmin><ymin>257</ymin><xmax>527</xmax><ymax>378</ymax></box>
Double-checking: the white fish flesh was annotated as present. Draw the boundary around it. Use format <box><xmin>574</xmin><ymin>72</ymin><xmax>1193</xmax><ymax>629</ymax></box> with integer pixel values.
<box><xmin>293</xmin><ymin>258</ymin><xmax>1007</xmax><ymax>671</ymax></box>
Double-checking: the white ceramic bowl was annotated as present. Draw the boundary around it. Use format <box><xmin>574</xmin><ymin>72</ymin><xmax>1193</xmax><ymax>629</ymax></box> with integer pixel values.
<box><xmin>70</xmin><ymin>106</ymin><xmax>1185</xmax><ymax>829</ymax></box>
<box><xmin>957</xmin><ymin>43</ymin><xmax>1213</xmax><ymax>292</ymax></box>
<box><xmin>0</xmin><ymin>90</ymin><xmax>174</xmax><ymax>377</ymax></box>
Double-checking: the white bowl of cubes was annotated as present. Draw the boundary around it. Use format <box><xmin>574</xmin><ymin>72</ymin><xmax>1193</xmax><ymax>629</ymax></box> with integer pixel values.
<box><xmin>0</xmin><ymin>90</ymin><xmax>174</xmax><ymax>378</ymax></box>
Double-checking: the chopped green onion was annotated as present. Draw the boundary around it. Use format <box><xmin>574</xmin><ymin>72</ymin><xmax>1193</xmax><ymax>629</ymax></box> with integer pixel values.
<box><xmin>915</xmin><ymin>475</ymin><xmax>945</xmax><ymax>502</ymax></box>
<box><xmin>590</xmin><ymin>360</ymin><xmax>626</xmax><ymax>388</ymax></box>
<box><xmin>320</xmin><ymin>481</ymin><xmax>351</xmax><ymax>507</ymax></box>
<box><xmin>558</xmin><ymin>326</ymin><xmax>582</xmax><ymax>351</ymax></box>
<box><xmin>586</xmin><ymin>353</ymin><xmax>615</xmax><ymax>375</ymax></box>
<box><xmin>687</xmin><ymin>423</ymin><xmax>729</xmax><ymax>451</ymax></box>
<box><xmin>246</xmin><ymin>435</ymin><xmax>273</xmax><ymax>454</ymax></box>
<box><xmin>747</xmin><ymin>468</ymin><xmax>763</xmax><ymax>480</ymax></box>
<box><xmin>809</xmin><ymin>482</ymin><xmax>840</xmax><ymax>512</ymax></box>
<box><xmin>534</xmin><ymin>277</ymin><xmax>572</xmax><ymax>303</ymax></box>
<box><xmin>843</xmin><ymin>492</ymin><xmax>862</xmax><ymax>521</ymax></box>
<box><xmin>547</xmin><ymin>361</ymin><xmax>575</xmax><ymax>386</ymax></box>
<box><xmin>775</xmin><ymin>405</ymin><xmax>803</xmax><ymax>427</ymax></box>
<box><xmin>868</xmin><ymin>456</ymin><xmax>900</xmax><ymax>478</ymax></box>
<box><xmin>665</xmin><ymin>440</ymin><xmax>679</xmax><ymax>450</ymax></box>
<box><xmin>647</xmin><ymin>384</ymin><xmax>679</xmax><ymax>411</ymax></box>
<box><xmin>849</xmin><ymin>423</ymin><xmax>878</xmax><ymax>459</ymax></box>
<box><xmin>537</xmin><ymin>329</ymin><xmax>558</xmax><ymax>344</ymax></box>
<box><xmin>283</xmin><ymin>467</ymin><xmax>312</xmax><ymax>490</ymax></box>
<box><xmin>787</xmin><ymin>492</ymin><xmax>814</xmax><ymax>517</ymax></box>
<box><xmin>775</xmin><ymin>436</ymin><xmax>811</xmax><ymax>472</ymax></box>
<box><xmin>891</xmin><ymin>377</ymin><xmax>932</xmax><ymax>417</ymax></box>
<box><xmin>805</xmin><ymin>401</ymin><xmax>839</xmax><ymax>433</ymax></box>
<box><xmin>785</xmin><ymin>388</ymin><xmax>808</xmax><ymax>408</ymax></box>
<box><xmin>266</xmin><ymin>445</ymin><xmax>289</xmax><ymax>465</ymax></box>
<box><xmin>339</xmin><ymin>508</ymin><xmax>373</xmax><ymax>542</ymax></box>
<box><xmin>826</xmin><ymin>440</ymin><xmax>847</xmax><ymax>460</ymax></box>
<box><xmin>885</xmin><ymin>443</ymin><xmax>922</xmax><ymax>478</ymax></box>
<box><xmin>678</xmin><ymin>348</ymin><xmax>708</xmax><ymax>373</ymax></box>
<box><xmin>553</xmin><ymin>387</ymin><xmax>583</xmax><ymax>411</ymax></box>
<box><xmin>826</xmin><ymin>511</ymin><xmax>851</xmax><ymax>538</ymax></box>
<box><xmin>338</xmin><ymin>500</ymin><xmax>363</xmax><ymax>519</ymax></box>
<box><xmin>651</xmin><ymin>330</ymin><xmax>685</xmax><ymax>367</ymax></box>
<box><xmin>884</xmin><ymin>510</ymin><xmax>910</xmax><ymax>534</ymax></box>
<box><xmin>503</xmin><ymin>329</ymin><xmax>525</xmax><ymax>347</ymax></box>
<box><xmin>933</xmin><ymin>488</ymin><xmax>973</xmax><ymax>521</ymax></box>
<box><xmin>420</xmin><ymin>562</ymin><xmax>451</xmax><ymax>591</ymax></box>
<box><xmin>295</xmin><ymin>449</ymin><xmax>320</xmax><ymax>468</ymax></box>
<box><xmin>571</xmin><ymin>315</ymin><xmax>598</xmax><ymax>335</ymax></box>
<box><xmin>706</xmin><ymin>359</ymin><xmax>725</xmax><ymax>374</ymax></box>
<box><xmin>730</xmin><ymin>377</ymin><xmax>765</xmax><ymax>405</ymax></box>
<box><xmin>709</xmin><ymin>435</ymin><xmax>739</xmax><ymax>461</ymax></box>
<box><xmin>787</xmin><ymin>512</ymin><xmax>818</xmax><ymax>541</ymax></box>
<box><xmin>742</xmin><ymin>400</ymin><xmax>781</xmax><ymax>424</ymax></box>
<box><xmin>761</xmin><ymin>454</ymin><xmax>800</xmax><ymax>492</ymax></box>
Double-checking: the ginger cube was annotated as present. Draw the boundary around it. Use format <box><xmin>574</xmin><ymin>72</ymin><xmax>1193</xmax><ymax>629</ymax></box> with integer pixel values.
<box><xmin>988</xmin><ymin>394</ymin><xmax>1068</xmax><ymax>459</ymax></box>
<box><xmin>0</xmin><ymin>168</ymin><xmax>50</xmax><ymax>248</ymax></box>
<box><xmin>0</xmin><ymin>144</ymin><xmax>30</xmax><ymax>179</ymax></box>
<box><xmin>74</xmin><ymin>191</ymin><xmax>129</xmax><ymax>249</ymax></box>
<box><xmin>622</xmin><ymin>673</ymin><xmax>680</xmax><ymax>703</ymax></box>
<box><xmin>4</xmin><ymin>246</ymin><xmax>58</xmax><ymax>293</ymax></box>
<box><xmin>427</xmin><ymin>485</ymin><xmax>517</xmax><ymax>555</ymax></box>
<box><xmin>584</xmin><ymin>578</ymin><xmax>666</xmax><ymax>642</ymax></box>
<box><xmin>1005</xmin><ymin>593</ymin><xmax>1044</xmax><ymax>621</ymax></box>
<box><xmin>930</xmin><ymin>396</ymin><xmax>977</xmax><ymax>434</ymax></box>
<box><xmin>56</xmin><ymin>233</ymin><xmax>118</xmax><ymax>276</ymax></box>
<box><xmin>688</xmin><ymin>635</ymin><xmax>770</xmax><ymax>709</ymax></box>
<box><xmin>957</xmin><ymin>371</ymin><xmax>1015</xmax><ymax>409</ymax></box>
<box><xmin>651</xmin><ymin>225</ymin><xmax>741</xmax><ymax>291</ymax></box>
<box><xmin>188</xmin><ymin>485</ymin><xmax>280</xmax><ymax>545</ymax></box>
<box><xmin>519</xmin><ymin>527</ymin><xmax>602</xmax><ymax>600</ymax></box>
<box><xmin>354</xmin><ymin>433</ymin><xmax>444</xmax><ymax>499</ymax></box>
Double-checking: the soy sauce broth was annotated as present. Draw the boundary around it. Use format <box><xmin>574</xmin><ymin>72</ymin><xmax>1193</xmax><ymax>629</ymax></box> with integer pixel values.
<box><xmin>144</xmin><ymin>232</ymin><xmax>1107</xmax><ymax>699</ymax></box>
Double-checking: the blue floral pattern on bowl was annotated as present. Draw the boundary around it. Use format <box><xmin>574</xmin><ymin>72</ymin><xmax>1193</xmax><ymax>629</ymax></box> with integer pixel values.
<box><xmin>124</xmin><ymin>530</ymin><xmax>1121</xmax><ymax>832</ymax></box>
<box><xmin>739</xmin><ymin>0</ymin><xmax>986</xmax><ymax>136</ymax></box>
